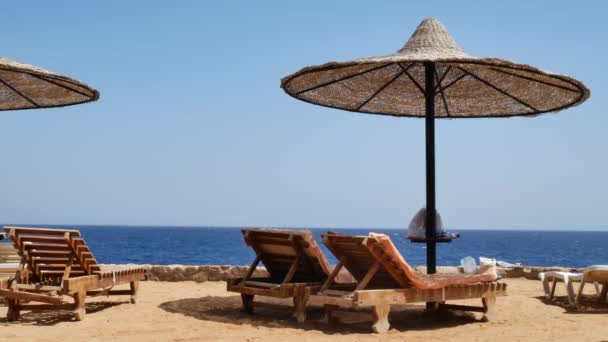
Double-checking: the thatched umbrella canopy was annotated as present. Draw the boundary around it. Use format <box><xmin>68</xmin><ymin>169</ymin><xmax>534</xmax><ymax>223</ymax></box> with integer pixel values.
<box><xmin>281</xmin><ymin>18</ymin><xmax>589</xmax><ymax>276</ymax></box>
<box><xmin>0</xmin><ymin>56</ymin><xmax>98</xmax><ymax>111</ymax></box>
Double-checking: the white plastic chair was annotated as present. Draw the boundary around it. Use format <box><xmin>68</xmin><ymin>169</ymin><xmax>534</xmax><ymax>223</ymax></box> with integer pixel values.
<box><xmin>539</xmin><ymin>265</ymin><xmax>608</xmax><ymax>306</ymax></box>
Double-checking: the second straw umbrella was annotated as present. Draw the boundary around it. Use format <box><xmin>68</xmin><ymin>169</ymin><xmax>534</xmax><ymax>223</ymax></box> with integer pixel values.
<box><xmin>281</xmin><ymin>18</ymin><xmax>589</xmax><ymax>277</ymax></box>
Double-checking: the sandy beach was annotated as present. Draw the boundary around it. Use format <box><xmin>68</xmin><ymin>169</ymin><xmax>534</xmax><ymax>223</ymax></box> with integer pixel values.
<box><xmin>0</xmin><ymin>2</ymin><xmax>605</xmax><ymax>342</ymax></box>
<box><xmin>0</xmin><ymin>278</ymin><xmax>606</xmax><ymax>342</ymax></box>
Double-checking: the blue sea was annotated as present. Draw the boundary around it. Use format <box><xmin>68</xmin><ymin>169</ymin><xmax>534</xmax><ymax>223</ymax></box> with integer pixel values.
<box><xmin>1</xmin><ymin>226</ymin><xmax>607</xmax><ymax>268</ymax></box>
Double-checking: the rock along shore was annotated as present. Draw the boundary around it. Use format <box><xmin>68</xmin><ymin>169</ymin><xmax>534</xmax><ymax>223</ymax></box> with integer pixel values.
<box><xmin>101</xmin><ymin>264</ymin><xmax>585</xmax><ymax>283</ymax></box>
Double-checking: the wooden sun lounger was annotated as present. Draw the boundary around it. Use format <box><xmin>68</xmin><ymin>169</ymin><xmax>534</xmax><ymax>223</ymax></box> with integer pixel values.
<box><xmin>310</xmin><ymin>233</ymin><xmax>507</xmax><ymax>333</ymax></box>
<box><xmin>227</xmin><ymin>228</ymin><xmax>354</xmax><ymax>322</ymax></box>
<box><xmin>576</xmin><ymin>266</ymin><xmax>608</xmax><ymax>305</ymax></box>
<box><xmin>0</xmin><ymin>226</ymin><xmax>146</xmax><ymax>321</ymax></box>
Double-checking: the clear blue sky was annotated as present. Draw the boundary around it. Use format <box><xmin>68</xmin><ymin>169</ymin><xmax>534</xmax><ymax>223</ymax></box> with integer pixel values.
<box><xmin>0</xmin><ymin>1</ymin><xmax>605</xmax><ymax>230</ymax></box>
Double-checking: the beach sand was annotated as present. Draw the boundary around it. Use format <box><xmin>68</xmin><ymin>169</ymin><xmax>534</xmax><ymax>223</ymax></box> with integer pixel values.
<box><xmin>1</xmin><ymin>278</ymin><xmax>607</xmax><ymax>341</ymax></box>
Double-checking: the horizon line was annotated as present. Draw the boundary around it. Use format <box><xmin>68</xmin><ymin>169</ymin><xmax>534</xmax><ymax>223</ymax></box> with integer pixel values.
<box><xmin>1</xmin><ymin>223</ymin><xmax>607</xmax><ymax>232</ymax></box>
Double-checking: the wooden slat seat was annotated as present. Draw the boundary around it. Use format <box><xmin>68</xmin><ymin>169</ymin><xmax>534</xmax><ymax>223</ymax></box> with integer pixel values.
<box><xmin>227</xmin><ymin>228</ymin><xmax>355</xmax><ymax>323</ymax></box>
<box><xmin>25</xmin><ymin>244</ymin><xmax>74</xmax><ymax>251</ymax></box>
<box><xmin>311</xmin><ymin>232</ymin><xmax>508</xmax><ymax>333</ymax></box>
<box><xmin>0</xmin><ymin>226</ymin><xmax>146</xmax><ymax>322</ymax></box>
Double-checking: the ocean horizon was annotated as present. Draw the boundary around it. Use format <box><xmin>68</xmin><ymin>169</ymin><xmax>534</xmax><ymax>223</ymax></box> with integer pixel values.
<box><xmin>2</xmin><ymin>225</ymin><xmax>606</xmax><ymax>268</ymax></box>
<box><xmin>4</xmin><ymin>224</ymin><xmax>608</xmax><ymax>232</ymax></box>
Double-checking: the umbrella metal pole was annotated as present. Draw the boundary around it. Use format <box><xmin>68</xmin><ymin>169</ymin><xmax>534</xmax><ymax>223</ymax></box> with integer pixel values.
<box><xmin>424</xmin><ymin>61</ymin><xmax>437</xmax><ymax>310</ymax></box>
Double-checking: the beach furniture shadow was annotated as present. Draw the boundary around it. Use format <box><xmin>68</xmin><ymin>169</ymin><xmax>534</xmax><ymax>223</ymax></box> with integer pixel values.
<box><xmin>309</xmin><ymin>233</ymin><xmax>507</xmax><ymax>333</ymax></box>
<box><xmin>159</xmin><ymin>294</ymin><xmax>481</xmax><ymax>334</ymax></box>
<box><xmin>534</xmin><ymin>295</ymin><xmax>608</xmax><ymax>314</ymax></box>
<box><xmin>0</xmin><ymin>301</ymin><xmax>127</xmax><ymax>326</ymax></box>
<box><xmin>226</xmin><ymin>228</ymin><xmax>354</xmax><ymax>322</ymax></box>
<box><xmin>0</xmin><ymin>226</ymin><xmax>146</xmax><ymax>322</ymax></box>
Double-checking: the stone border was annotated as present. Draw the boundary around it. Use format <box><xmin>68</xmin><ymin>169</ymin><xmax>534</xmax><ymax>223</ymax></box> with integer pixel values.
<box><xmin>101</xmin><ymin>264</ymin><xmax>585</xmax><ymax>283</ymax></box>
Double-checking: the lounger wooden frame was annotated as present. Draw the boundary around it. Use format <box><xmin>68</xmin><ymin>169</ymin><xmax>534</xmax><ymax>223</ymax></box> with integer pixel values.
<box><xmin>576</xmin><ymin>268</ymin><xmax>608</xmax><ymax>306</ymax></box>
<box><xmin>227</xmin><ymin>229</ymin><xmax>350</xmax><ymax>322</ymax></box>
<box><xmin>0</xmin><ymin>226</ymin><xmax>146</xmax><ymax>321</ymax></box>
<box><xmin>310</xmin><ymin>234</ymin><xmax>507</xmax><ymax>333</ymax></box>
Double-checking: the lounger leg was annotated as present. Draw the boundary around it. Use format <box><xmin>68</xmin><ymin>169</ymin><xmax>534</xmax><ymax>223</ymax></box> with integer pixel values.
<box><xmin>550</xmin><ymin>279</ymin><xmax>558</xmax><ymax>301</ymax></box>
<box><xmin>482</xmin><ymin>295</ymin><xmax>497</xmax><ymax>322</ymax></box>
<box><xmin>241</xmin><ymin>294</ymin><xmax>254</xmax><ymax>314</ymax></box>
<box><xmin>576</xmin><ymin>280</ymin><xmax>586</xmax><ymax>306</ymax></box>
<box><xmin>599</xmin><ymin>283</ymin><xmax>607</xmax><ymax>303</ymax></box>
<box><xmin>130</xmin><ymin>281</ymin><xmax>139</xmax><ymax>304</ymax></box>
<box><xmin>324</xmin><ymin>304</ymin><xmax>339</xmax><ymax>324</ymax></box>
<box><xmin>7</xmin><ymin>299</ymin><xmax>20</xmax><ymax>322</ymax></box>
<box><xmin>564</xmin><ymin>276</ymin><xmax>576</xmax><ymax>306</ymax></box>
<box><xmin>371</xmin><ymin>304</ymin><xmax>390</xmax><ymax>334</ymax></box>
<box><xmin>292</xmin><ymin>287</ymin><xmax>309</xmax><ymax>323</ymax></box>
<box><xmin>73</xmin><ymin>291</ymin><xmax>86</xmax><ymax>321</ymax></box>
<box><xmin>541</xmin><ymin>274</ymin><xmax>552</xmax><ymax>300</ymax></box>
<box><xmin>593</xmin><ymin>282</ymin><xmax>600</xmax><ymax>295</ymax></box>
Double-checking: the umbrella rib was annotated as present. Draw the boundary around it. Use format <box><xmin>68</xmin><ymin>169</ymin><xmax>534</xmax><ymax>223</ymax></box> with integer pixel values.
<box><xmin>488</xmin><ymin>67</ymin><xmax>580</xmax><ymax>93</ymax></box>
<box><xmin>399</xmin><ymin>63</ymin><xmax>425</xmax><ymax>96</ymax></box>
<box><xmin>355</xmin><ymin>69</ymin><xmax>407</xmax><ymax>111</ymax></box>
<box><xmin>433</xmin><ymin>66</ymin><xmax>452</xmax><ymax>92</ymax></box>
<box><xmin>0</xmin><ymin>77</ymin><xmax>39</xmax><ymax>108</ymax></box>
<box><xmin>457</xmin><ymin>67</ymin><xmax>538</xmax><ymax>112</ymax></box>
<box><xmin>435</xmin><ymin>72</ymin><xmax>467</xmax><ymax>95</ymax></box>
<box><xmin>294</xmin><ymin>63</ymin><xmax>394</xmax><ymax>95</ymax></box>
<box><xmin>434</xmin><ymin>69</ymin><xmax>451</xmax><ymax>117</ymax></box>
<box><xmin>28</xmin><ymin>73</ymin><xmax>94</xmax><ymax>98</ymax></box>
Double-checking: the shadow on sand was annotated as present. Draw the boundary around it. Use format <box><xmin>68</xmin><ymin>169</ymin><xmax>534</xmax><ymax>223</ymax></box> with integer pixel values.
<box><xmin>0</xmin><ymin>301</ymin><xmax>128</xmax><ymax>326</ymax></box>
<box><xmin>535</xmin><ymin>295</ymin><xmax>608</xmax><ymax>314</ymax></box>
<box><xmin>159</xmin><ymin>295</ymin><xmax>484</xmax><ymax>334</ymax></box>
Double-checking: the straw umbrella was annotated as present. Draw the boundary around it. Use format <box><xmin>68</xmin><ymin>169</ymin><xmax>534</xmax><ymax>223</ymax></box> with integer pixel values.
<box><xmin>0</xmin><ymin>55</ymin><xmax>98</xmax><ymax>231</ymax></box>
<box><xmin>0</xmin><ymin>56</ymin><xmax>98</xmax><ymax>110</ymax></box>
<box><xmin>281</xmin><ymin>18</ymin><xmax>589</xmax><ymax>277</ymax></box>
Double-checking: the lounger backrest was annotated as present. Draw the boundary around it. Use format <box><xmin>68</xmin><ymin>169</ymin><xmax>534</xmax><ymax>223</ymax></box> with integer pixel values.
<box><xmin>3</xmin><ymin>226</ymin><xmax>101</xmax><ymax>284</ymax></box>
<box><xmin>243</xmin><ymin>228</ymin><xmax>332</xmax><ymax>283</ymax></box>
<box><xmin>584</xmin><ymin>266</ymin><xmax>608</xmax><ymax>282</ymax></box>
<box><xmin>363</xmin><ymin>234</ymin><xmax>423</xmax><ymax>287</ymax></box>
<box><xmin>322</xmin><ymin>233</ymin><xmax>406</xmax><ymax>289</ymax></box>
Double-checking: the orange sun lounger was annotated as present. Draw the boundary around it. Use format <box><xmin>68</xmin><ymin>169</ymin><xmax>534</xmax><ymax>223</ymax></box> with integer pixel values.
<box><xmin>309</xmin><ymin>233</ymin><xmax>507</xmax><ymax>333</ymax></box>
